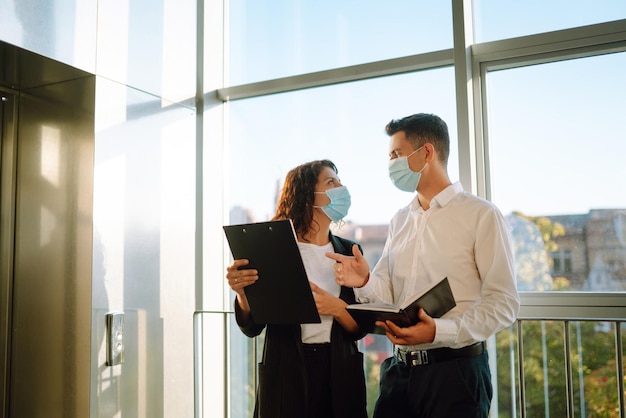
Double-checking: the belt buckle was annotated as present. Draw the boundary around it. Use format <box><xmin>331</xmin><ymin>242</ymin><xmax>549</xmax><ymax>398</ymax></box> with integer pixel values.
<box><xmin>396</xmin><ymin>348</ymin><xmax>429</xmax><ymax>366</ymax></box>
<box><xmin>410</xmin><ymin>350</ymin><xmax>429</xmax><ymax>366</ymax></box>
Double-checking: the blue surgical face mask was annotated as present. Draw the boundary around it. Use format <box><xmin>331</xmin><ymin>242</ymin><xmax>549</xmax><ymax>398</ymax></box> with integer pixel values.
<box><xmin>314</xmin><ymin>186</ymin><xmax>351</xmax><ymax>222</ymax></box>
<box><xmin>388</xmin><ymin>146</ymin><xmax>428</xmax><ymax>193</ymax></box>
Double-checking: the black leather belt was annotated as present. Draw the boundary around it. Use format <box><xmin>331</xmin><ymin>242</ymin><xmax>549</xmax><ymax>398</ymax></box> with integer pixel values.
<box><xmin>303</xmin><ymin>342</ymin><xmax>331</xmax><ymax>353</ymax></box>
<box><xmin>395</xmin><ymin>342</ymin><xmax>485</xmax><ymax>366</ymax></box>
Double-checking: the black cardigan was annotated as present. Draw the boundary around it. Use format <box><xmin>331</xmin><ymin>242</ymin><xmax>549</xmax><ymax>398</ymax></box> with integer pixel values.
<box><xmin>234</xmin><ymin>234</ymin><xmax>368</xmax><ymax>418</ymax></box>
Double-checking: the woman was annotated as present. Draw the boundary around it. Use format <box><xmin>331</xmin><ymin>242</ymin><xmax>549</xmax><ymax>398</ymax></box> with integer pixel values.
<box><xmin>226</xmin><ymin>159</ymin><xmax>368</xmax><ymax>418</ymax></box>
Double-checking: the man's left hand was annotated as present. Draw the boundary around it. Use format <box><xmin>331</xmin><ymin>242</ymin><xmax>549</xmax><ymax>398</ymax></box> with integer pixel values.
<box><xmin>376</xmin><ymin>308</ymin><xmax>436</xmax><ymax>346</ymax></box>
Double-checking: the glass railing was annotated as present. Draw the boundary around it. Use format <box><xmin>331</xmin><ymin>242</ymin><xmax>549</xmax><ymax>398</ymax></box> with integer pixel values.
<box><xmin>194</xmin><ymin>292</ymin><xmax>626</xmax><ymax>418</ymax></box>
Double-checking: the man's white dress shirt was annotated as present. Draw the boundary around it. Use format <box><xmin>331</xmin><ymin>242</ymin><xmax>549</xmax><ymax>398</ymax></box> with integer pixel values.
<box><xmin>356</xmin><ymin>182</ymin><xmax>520</xmax><ymax>350</ymax></box>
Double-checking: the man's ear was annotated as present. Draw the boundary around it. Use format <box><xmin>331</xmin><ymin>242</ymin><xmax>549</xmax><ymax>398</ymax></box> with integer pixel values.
<box><xmin>423</xmin><ymin>143</ymin><xmax>436</xmax><ymax>162</ymax></box>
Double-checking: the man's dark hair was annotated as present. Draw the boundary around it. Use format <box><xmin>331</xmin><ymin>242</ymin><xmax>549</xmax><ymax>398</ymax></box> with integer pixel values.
<box><xmin>385</xmin><ymin>113</ymin><xmax>450</xmax><ymax>165</ymax></box>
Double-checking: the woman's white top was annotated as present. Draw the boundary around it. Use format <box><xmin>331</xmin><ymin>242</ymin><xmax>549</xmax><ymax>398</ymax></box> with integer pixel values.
<box><xmin>298</xmin><ymin>241</ymin><xmax>340</xmax><ymax>344</ymax></box>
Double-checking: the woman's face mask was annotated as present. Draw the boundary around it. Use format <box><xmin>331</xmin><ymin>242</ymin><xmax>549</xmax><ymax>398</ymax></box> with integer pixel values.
<box><xmin>314</xmin><ymin>186</ymin><xmax>351</xmax><ymax>222</ymax></box>
<box><xmin>388</xmin><ymin>146</ymin><xmax>428</xmax><ymax>193</ymax></box>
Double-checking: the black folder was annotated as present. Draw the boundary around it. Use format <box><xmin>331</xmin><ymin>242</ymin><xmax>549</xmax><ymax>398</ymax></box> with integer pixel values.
<box><xmin>223</xmin><ymin>219</ymin><xmax>321</xmax><ymax>324</ymax></box>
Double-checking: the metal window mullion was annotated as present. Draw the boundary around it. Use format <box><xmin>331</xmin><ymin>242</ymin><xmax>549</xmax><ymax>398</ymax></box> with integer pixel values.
<box><xmin>542</xmin><ymin>321</ymin><xmax>550</xmax><ymax>417</ymax></box>
<box><xmin>472</xmin><ymin>19</ymin><xmax>626</xmax><ymax>65</ymax></box>
<box><xmin>564</xmin><ymin>321</ymin><xmax>574</xmax><ymax>418</ymax></box>
<box><xmin>216</xmin><ymin>50</ymin><xmax>453</xmax><ymax>102</ymax></box>
<box><xmin>451</xmin><ymin>0</ymin><xmax>479</xmax><ymax>196</ymax></box>
<box><xmin>253</xmin><ymin>336</ymin><xmax>258</xmax><ymax>401</ymax></box>
<box><xmin>616</xmin><ymin>322</ymin><xmax>625</xmax><ymax>418</ymax></box>
<box><xmin>193</xmin><ymin>313</ymin><xmax>203</xmax><ymax>418</ymax></box>
<box><xmin>508</xmin><ymin>326</ymin><xmax>517</xmax><ymax>418</ymax></box>
<box><xmin>224</xmin><ymin>313</ymin><xmax>230</xmax><ymax>418</ymax></box>
<box><xmin>517</xmin><ymin>320</ymin><xmax>526</xmax><ymax>418</ymax></box>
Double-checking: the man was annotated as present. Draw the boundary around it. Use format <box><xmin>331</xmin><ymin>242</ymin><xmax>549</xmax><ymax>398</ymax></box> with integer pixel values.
<box><xmin>326</xmin><ymin>113</ymin><xmax>519</xmax><ymax>417</ymax></box>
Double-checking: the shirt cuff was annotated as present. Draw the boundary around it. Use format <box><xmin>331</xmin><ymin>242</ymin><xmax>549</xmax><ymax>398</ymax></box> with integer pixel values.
<box><xmin>433</xmin><ymin>318</ymin><xmax>457</xmax><ymax>345</ymax></box>
<box><xmin>354</xmin><ymin>279</ymin><xmax>376</xmax><ymax>303</ymax></box>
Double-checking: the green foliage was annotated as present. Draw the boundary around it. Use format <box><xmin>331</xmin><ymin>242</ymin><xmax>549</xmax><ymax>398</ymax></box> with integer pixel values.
<box><xmin>513</xmin><ymin>211</ymin><xmax>565</xmax><ymax>254</ymax></box>
<box><xmin>364</xmin><ymin>352</ymin><xmax>382</xmax><ymax>417</ymax></box>
<box><xmin>552</xmin><ymin>276</ymin><xmax>571</xmax><ymax>290</ymax></box>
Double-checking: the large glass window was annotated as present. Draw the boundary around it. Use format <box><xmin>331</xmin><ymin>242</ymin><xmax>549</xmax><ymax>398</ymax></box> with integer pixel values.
<box><xmin>473</xmin><ymin>0</ymin><xmax>626</xmax><ymax>42</ymax></box>
<box><xmin>228</xmin><ymin>1</ymin><xmax>453</xmax><ymax>85</ymax></box>
<box><xmin>217</xmin><ymin>3</ymin><xmax>626</xmax><ymax>418</ymax></box>
<box><xmin>227</xmin><ymin>69</ymin><xmax>458</xmax><ymax>226</ymax></box>
<box><xmin>486</xmin><ymin>52</ymin><xmax>626</xmax><ymax>291</ymax></box>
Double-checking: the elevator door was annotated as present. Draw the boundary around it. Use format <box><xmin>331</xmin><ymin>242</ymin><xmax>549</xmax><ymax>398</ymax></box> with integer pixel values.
<box><xmin>0</xmin><ymin>40</ymin><xmax>95</xmax><ymax>416</ymax></box>
<box><xmin>0</xmin><ymin>88</ymin><xmax>17</xmax><ymax>418</ymax></box>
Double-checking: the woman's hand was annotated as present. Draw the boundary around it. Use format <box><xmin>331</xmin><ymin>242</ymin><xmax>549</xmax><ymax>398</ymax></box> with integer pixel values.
<box><xmin>226</xmin><ymin>259</ymin><xmax>258</xmax><ymax>292</ymax></box>
<box><xmin>310</xmin><ymin>282</ymin><xmax>345</xmax><ymax>317</ymax></box>
<box><xmin>310</xmin><ymin>282</ymin><xmax>359</xmax><ymax>333</ymax></box>
<box><xmin>226</xmin><ymin>259</ymin><xmax>258</xmax><ymax>315</ymax></box>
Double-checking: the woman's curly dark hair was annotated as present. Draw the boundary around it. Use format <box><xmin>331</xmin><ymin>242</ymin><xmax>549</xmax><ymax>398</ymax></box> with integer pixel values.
<box><xmin>272</xmin><ymin>159</ymin><xmax>338</xmax><ymax>240</ymax></box>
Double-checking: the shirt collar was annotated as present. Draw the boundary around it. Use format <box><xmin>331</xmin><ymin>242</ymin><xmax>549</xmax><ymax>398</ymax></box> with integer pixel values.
<box><xmin>413</xmin><ymin>181</ymin><xmax>464</xmax><ymax>210</ymax></box>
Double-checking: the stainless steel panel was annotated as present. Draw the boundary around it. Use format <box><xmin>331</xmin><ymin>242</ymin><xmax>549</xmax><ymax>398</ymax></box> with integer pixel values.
<box><xmin>9</xmin><ymin>68</ymin><xmax>95</xmax><ymax>417</ymax></box>
<box><xmin>0</xmin><ymin>88</ymin><xmax>17</xmax><ymax>418</ymax></box>
<box><xmin>0</xmin><ymin>40</ymin><xmax>93</xmax><ymax>91</ymax></box>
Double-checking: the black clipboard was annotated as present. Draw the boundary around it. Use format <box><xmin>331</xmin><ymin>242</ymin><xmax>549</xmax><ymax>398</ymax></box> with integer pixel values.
<box><xmin>223</xmin><ymin>219</ymin><xmax>321</xmax><ymax>325</ymax></box>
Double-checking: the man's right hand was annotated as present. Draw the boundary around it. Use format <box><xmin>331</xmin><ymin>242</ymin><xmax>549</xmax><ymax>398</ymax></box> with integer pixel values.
<box><xmin>325</xmin><ymin>244</ymin><xmax>370</xmax><ymax>288</ymax></box>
